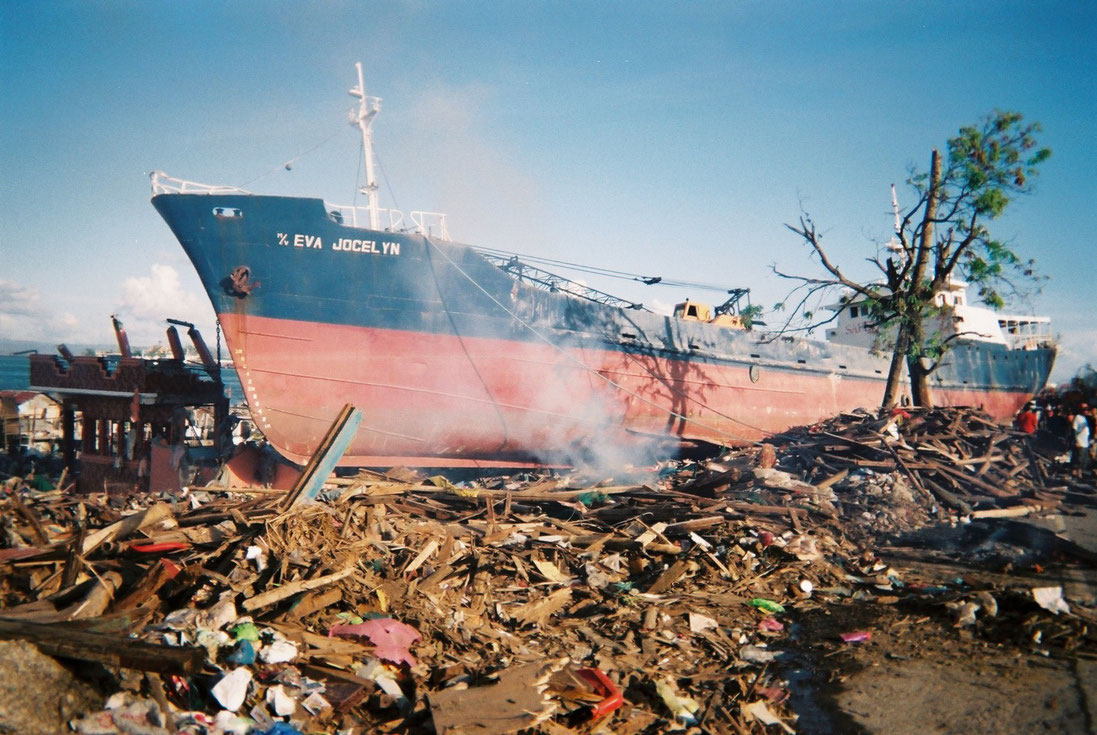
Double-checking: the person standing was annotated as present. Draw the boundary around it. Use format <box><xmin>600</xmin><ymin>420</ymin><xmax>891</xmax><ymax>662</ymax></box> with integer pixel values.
<box><xmin>1072</xmin><ymin>404</ymin><xmax>1091</xmax><ymax>479</ymax></box>
<box><xmin>1015</xmin><ymin>403</ymin><xmax>1038</xmax><ymax>434</ymax></box>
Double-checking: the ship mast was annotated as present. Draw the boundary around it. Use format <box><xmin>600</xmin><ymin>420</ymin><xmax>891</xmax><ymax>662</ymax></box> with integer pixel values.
<box><xmin>348</xmin><ymin>62</ymin><xmax>382</xmax><ymax>230</ymax></box>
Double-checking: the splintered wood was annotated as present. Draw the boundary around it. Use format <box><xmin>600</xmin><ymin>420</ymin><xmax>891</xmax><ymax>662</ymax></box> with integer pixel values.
<box><xmin>0</xmin><ymin>405</ymin><xmax>1085</xmax><ymax>735</ymax></box>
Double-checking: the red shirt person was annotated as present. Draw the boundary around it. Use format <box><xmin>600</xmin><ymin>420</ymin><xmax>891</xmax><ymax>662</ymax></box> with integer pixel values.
<box><xmin>1015</xmin><ymin>404</ymin><xmax>1038</xmax><ymax>434</ymax></box>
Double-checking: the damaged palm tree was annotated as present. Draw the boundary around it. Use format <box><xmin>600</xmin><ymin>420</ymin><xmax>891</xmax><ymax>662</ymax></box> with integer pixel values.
<box><xmin>775</xmin><ymin>111</ymin><xmax>1051</xmax><ymax>408</ymax></box>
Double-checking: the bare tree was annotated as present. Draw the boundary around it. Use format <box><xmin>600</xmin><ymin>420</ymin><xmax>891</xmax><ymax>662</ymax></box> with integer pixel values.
<box><xmin>774</xmin><ymin>111</ymin><xmax>1051</xmax><ymax>408</ymax></box>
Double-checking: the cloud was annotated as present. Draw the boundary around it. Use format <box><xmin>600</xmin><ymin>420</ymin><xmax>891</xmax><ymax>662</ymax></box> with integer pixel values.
<box><xmin>0</xmin><ymin>280</ymin><xmax>39</xmax><ymax>317</ymax></box>
<box><xmin>115</xmin><ymin>264</ymin><xmax>213</xmax><ymax>345</ymax></box>
<box><xmin>0</xmin><ymin>279</ymin><xmax>83</xmax><ymax>343</ymax></box>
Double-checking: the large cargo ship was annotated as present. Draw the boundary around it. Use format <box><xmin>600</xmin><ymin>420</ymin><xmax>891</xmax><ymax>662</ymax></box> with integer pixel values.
<box><xmin>151</xmin><ymin>65</ymin><xmax>1056</xmax><ymax>467</ymax></box>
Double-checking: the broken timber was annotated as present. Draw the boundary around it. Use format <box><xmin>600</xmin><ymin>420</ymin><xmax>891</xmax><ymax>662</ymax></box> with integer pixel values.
<box><xmin>280</xmin><ymin>403</ymin><xmax>362</xmax><ymax>510</ymax></box>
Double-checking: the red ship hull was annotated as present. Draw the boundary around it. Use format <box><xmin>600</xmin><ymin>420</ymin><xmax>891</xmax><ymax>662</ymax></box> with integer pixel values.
<box><xmin>221</xmin><ymin>312</ymin><xmax>1039</xmax><ymax>467</ymax></box>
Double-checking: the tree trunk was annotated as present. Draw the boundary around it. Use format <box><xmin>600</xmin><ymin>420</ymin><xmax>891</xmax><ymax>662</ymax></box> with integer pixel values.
<box><xmin>882</xmin><ymin>325</ymin><xmax>909</xmax><ymax>409</ymax></box>
<box><xmin>907</xmin><ymin>318</ymin><xmax>933</xmax><ymax>407</ymax></box>
<box><xmin>889</xmin><ymin>148</ymin><xmax>942</xmax><ymax>409</ymax></box>
<box><xmin>908</xmin><ymin>149</ymin><xmax>941</xmax><ymax>406</ymax></box>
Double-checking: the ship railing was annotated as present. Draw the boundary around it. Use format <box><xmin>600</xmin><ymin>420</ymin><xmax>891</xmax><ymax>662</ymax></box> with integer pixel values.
<box><xmin>150</xmin><ymin>171</ymin><xmax>250</xmax><ymax>196</ymax></box>
<box><xmin>997</xmin><ymin>316</ymin><xmax>1054</xmax><ymax>350</ymax></box>
<box><xmin>326</xmin><ymin>203</ymin><xmax>450</xmax><ymax>240</ymax></box>
<box><xmin>477</xmin><ymin>252</ymin><xmax>645</xmax><ymax>310</ymax></box>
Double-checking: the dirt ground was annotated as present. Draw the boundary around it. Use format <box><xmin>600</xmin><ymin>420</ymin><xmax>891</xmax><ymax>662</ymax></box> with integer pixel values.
<box><xmin>781</xmin><ymin>506</ymin><xmax>1097</xmax><ymax>735</ymax></box>
<box><xmin>786</xmin><ymin>601</ymin><xmax>1093</xmax><ymax>734</ymax></box>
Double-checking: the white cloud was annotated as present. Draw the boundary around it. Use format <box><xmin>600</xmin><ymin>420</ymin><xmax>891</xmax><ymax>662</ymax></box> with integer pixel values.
<box><xmin>0</xmin><ymin>279</ymin><xmax>85</xmax><ymax>343</ymax></box>
<box><xmin>115</xmin><ymin>264</ymin><xmax>213</xmax><ymax>346</ymax></box>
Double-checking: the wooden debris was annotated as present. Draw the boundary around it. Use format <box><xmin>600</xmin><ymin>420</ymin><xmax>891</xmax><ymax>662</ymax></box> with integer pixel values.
<box><xmin>0</xmin><ymin>405</ymin><xmax>1087</xmax><ymax>735</ymax></box>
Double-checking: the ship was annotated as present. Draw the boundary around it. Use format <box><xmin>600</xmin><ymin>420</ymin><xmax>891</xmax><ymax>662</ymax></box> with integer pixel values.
<box><xmin>150</xmin><ymin>64</ymin><xmax>1056</xmax><ymax>468</ymax></box>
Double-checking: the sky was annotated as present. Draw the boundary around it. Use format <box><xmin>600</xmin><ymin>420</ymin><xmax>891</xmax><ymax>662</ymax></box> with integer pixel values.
<box><xmin>1</xmin><ymin>1</ymin><xmax>1095</xmax><ymax>384</ymax></box>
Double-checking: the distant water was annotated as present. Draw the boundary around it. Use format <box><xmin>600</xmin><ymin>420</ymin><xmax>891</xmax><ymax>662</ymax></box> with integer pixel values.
<box><xmin>0</xmin><ymin>353</ymin><xmax>246</xmax><ymax>406</ymax></box>
<box><xmin>0</xmin><ymin>354</ymin><xmax>30</xmax><ymax>390</ymax></box>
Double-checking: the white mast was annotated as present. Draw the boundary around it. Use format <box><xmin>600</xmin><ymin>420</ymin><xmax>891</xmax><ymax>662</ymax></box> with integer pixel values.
<box><xmin>348</xmin><ymin>62</ymin><xmax>382</xmax><ymax>229</ymax></box>
<box><xmin>886</xmin><ymin>183</ymin><xmax>904</xmax><ymax>258</ymax></box>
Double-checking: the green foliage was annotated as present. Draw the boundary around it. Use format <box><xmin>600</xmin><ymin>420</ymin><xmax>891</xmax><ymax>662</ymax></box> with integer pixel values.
<box><xmin>901</xmin><ymin>110</ymin><xmax>1049</xmax><ymax>333</ymax></box>
<box><xmin>740</xmin><ymin>304</ymin><xmax>765</xmax><ymax>328</ymax></box>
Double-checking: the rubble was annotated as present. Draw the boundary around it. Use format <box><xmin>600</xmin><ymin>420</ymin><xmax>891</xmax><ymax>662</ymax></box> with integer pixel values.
<box><xmin>0</xmin><ymin>406</ymin><xmax>1094</xmax><ymax>734</ymax></box>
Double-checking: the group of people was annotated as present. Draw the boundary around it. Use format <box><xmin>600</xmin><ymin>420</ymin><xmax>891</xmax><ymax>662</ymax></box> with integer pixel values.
<box><xmin>1015</xmin><ymin>399</ymin><xmax>1096</xmax><ymax>479</ymax></box>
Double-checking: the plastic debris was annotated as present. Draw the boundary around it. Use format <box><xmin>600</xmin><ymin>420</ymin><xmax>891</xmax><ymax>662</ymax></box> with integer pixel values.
<box><xmin>255</xmin><ymin>723</ymin><xmax>305</xmax><ymax>735</ymax></box>
<box><xmin>1032</xmin><ymin>586</ymin><xmax>1071</xmax><ymax>615</ymax></box>
<box><xmin>655</xmin><ymin>677</ymin><xmax>700</xmax><ymax>726</ymax></box>
<box><xmin>575</xmin><ymin>667</ymin><xmax>624</xmax><ymax>718</ymax></box>
<box><xmin>975</xmin><ymin>590</ymin><xmax>998</xmax><ymax>617</ymax></box>
<box><xmin>265</xmin><ymin>684</ymin><xmax>296</xmax><ymax>717</ymax></box>
<box><xmin>259</xmin><ymin>638</ymin><xmax>298</xmax><ymax>664</ymax></box>
<box><xmin>750</xmin><ymin>598</ymin><xmax>786</xmax><ymax>613</ymax></box>
<box><xmin>743</xmin><ymin>699</ymin><xmax>796</xmax><ymax>734</ymax></box>
<box><xmin>740</xmin><ymin>644</ymin><xmax>779</xmax><ymax>664</ymax></box>
<box><xmin>358</xmin><ymin>657</ymin><xmax>410</xmax><ymax>710</ymax></box>
<box><xmin>839</xmin><ymin>630</ymin><xmax>872</xmax><ymax>643</ymax></box>
<box><xmin>689</xmin><ymin>612</ymin><xmax>719</xmax><ymax>633</ymax></box>
<box><xmin>947</xmin><ymin>599</ymin><xmax>981</xmax><ymax>626</ymax></box>
<box><xmin>329</xmin><ymin>618</ymin><xmax>422</xmax><ymax>666</ymax></box>
<box><xmin>225</xmin><ymin>639</ymin><xmax>256</xmax><ymax>665</ymax></box>
<box><xmin>231</xmin><ymin>622</ymin><xmax>260</xmax><ymax>642</ymax></box>
<box><xmin>757</xmin><ymin>617</ymin><xmax>784</xmax><ymax>632</ymax></box>
<box><xmin>211</xmin><ymin>667</ymin><xmax>254</xmax><ymax>712</ymax></box>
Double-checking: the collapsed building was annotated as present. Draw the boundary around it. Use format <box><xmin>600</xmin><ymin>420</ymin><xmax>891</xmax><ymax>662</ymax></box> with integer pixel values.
<box><xmin>26</xmin><ymin>318</ymin><xmax>229</xmax><ymax>494</ymax></box>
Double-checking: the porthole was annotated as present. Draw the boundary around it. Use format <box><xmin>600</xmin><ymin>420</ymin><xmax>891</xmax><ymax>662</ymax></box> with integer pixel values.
<box><xmin>749</xmin><ymin>364</ymin><xmax>761</xmax><ymax>383</ymax></box>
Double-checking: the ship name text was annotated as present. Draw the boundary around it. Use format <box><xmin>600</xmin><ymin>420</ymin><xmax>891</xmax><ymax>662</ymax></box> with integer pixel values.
<box><xmin>276</xmin><ymin>232</ymin><xmax>401</xmax><ymax>256</ymax></box>
<box><xmin>332</xmin><ymin>237</ymin><xmax>401</xmax><ymax>255</ymax></box>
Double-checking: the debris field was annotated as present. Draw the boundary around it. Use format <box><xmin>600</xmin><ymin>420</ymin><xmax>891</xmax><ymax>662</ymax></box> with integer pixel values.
<box><xmin>1</xmin><ymin>406</ymin><xmax>1094</xmax><ymax>734</ymax></box>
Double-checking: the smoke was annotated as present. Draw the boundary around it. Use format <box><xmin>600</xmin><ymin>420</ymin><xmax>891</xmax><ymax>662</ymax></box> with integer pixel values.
<box><xmin>417</xmin><ymin>242</ymin><xmax>679</xmax><ymax>476</ymax></box>
<box><xmin>513</xmin><ymin>356</ymin><xmax>679</xmax><ymax>478</ymax></box>
<box><xmin>1051</xmin><ymin>328</ymin><xmax>1097</xmax><ymax>385</ymax></box>
<box><xmin>400</xmin><ymin>83</ymin><xmax>551</xmax><ymax>251</ymax></box>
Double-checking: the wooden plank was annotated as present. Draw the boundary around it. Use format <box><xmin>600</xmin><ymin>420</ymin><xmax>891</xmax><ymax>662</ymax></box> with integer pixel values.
<box><xmin>242</xmin><ymin>566</ymin><xmax>356</xmax><ymax>612</ymax></box>
<box><xmin>0</xmin><ymin>617</ymin><xmax>206</xmax><ymax>674</ymax></box>
<box><xmin>281</xmin><ymin>404</ymin><xmax>363</xmax><ymax>510</ymax></box>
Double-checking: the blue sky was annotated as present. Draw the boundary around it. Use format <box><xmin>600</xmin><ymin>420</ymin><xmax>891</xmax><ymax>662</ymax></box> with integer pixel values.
<box><xmin>2</xmin><ymin>1</ymin><xmax>1094</xmax><ymax>383</ymax></box>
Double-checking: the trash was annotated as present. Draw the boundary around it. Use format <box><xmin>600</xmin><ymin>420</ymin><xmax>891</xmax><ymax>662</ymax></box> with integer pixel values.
<box><xmin>689</xmin><ymin>612</ymin><xmax>719</xmax><ymax>633</ymax></box>
<box><xmin>742</xmin><ymin>699</ymin><xmax>796</xmax><ymax>734</ymax></box>
<box><xmin>574</xmin><ymin>667</ymin><xmax>624</xmax><ymax>719</ymax></box>
<box><xmin>329</xmin><ymin>618</ymin><xmax>421</xmax><ymax>666</ymax></box>
<box><xmin>740</xmin><ymin>644</ymin><xmax>780</xmax><ymax>664</ymax></box>
<box><xmin>0</xmin><ymin>404</ymin><xmax>1088</xmax><ymax>734</ymax></box>
<box><xmin>1032</xmin><ymin>586</ymin><xmax>1071</xmax><ymax>615</ymax></box>
<box><xmin>254</xmin><ymin>723</ymin><xmax>305</xmax><ymax>735</ymax></box>
<box><xmin>975</xmin><ymin>590</ymin><xmax>998</xmax><ymax>617</ymax></box>
<box><xmin>211</xmin><ymin>667</ymin><xmax>254</xmax><ymax>712</ymax></box>
<box><xmin>757</xmin><ymin>617</ymin><xmax>785</xmax><ymax>632</ymax></box>
<box><xmin>751</xmin><ymin>598</ymin><xmax>786</xmax><ymax>614</ymax></box>
<box><xmin>225</xmin><ymin>639</ymin><xmax>256</xmax><ymax>665</ymax></box>
<box><xmin>655</xmin><ymin>677</ymin><xmax>700</xmax><ymax>726</ymax></box>
<box><xmin>231</xmin><ymin>622</ymin><xmax>260</xmax><ymax>642</ymax></box>
<box><xmin>265</xmin><ymin>684</ymin><xmax>296</xmax><ymax>717</ymax></box>
<box><xmin>259</xmin><ymin>638</ymin><xmax>298</xmax><ymax>664</ymax></box>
